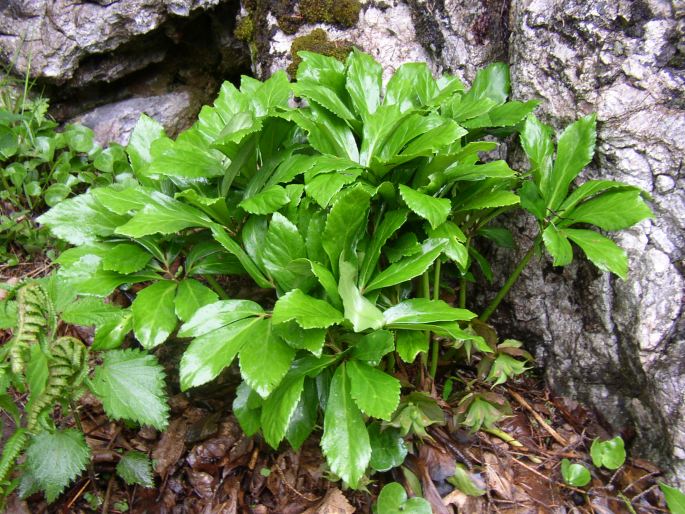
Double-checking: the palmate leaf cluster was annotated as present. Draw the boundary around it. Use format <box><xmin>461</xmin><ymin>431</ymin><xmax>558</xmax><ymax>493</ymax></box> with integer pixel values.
<box><xmin>17</xmin><ymin>49</ymin><xmax>654</xmax><ymax>496</ymax></box>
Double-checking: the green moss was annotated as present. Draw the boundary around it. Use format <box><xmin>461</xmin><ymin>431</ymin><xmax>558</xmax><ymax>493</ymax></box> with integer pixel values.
<box><xmin>298</xmin><ymin>0</ymin><xmax>360</xmax><ymax>27</ymax></box>
<box><xmin>234</xmin><ymin>16</ymin><xmax>254</xmax><ymax>41</ymax></box>
<box><xmin>287</xmin><ymin>28</ymin><xmax>355</xmax><ymax>77</ymax></box>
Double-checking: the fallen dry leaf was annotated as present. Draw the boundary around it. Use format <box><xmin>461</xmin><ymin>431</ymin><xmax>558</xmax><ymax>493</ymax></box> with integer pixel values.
<box><xmin>153</xmin><ymin>417</ymin><xmax>188</xmax><ymax>476</ymax></box>
<box><xmin>303</xmin><ymin>488</ymin><xmax>354</xmax><ymax>514</ymax></box>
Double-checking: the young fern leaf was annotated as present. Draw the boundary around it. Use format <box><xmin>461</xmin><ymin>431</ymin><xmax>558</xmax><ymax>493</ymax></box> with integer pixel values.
<box><xmin>27</xmin><ymin>337</ymin><xmax>88</xmax><ymax>431</ymax></box>
<box><xmin>9</xmin><ymin>283</ymin><xmax>55</xmax><ymax>375</ymax></box>
<box><xmin>0</xmin><ymin>428</ymin><xmax>28</xmax><ymax>491</ymax></box>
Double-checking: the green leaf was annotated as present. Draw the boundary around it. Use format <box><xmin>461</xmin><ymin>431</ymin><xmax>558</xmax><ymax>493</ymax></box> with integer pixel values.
<box><xmin>271</xmin><ymin>289</ymin><xmax>344</xmax><ymax>329</ymax></box>
<box><xmin>252</xmin><ymin>70</ymin><xmax>290</xmax><ymax>115</ymax></box>
<box><xmin>544</xmin><ymin>114</ymin><xmax>596</xmax><ymax>210</ymax></box>
<box><xmin>239</xmin><ymin>318</ymin><xmax>295</xmax><ymax>398</ymax></box>
<box><xmin>428</xmin><ymin>221</ymin><xmax>468</xmax><ymax>267</ymax></box>
<box><xmin>560</xmin><ymin>459</ymin><xmax>592</xmax><ymax>487</ymax></box>
<box><xmin>351</xmin><ymin>330</ymin><xmax>394</xmax><ymax>366</ymax></box>
<box><xmin>520</xmin><ymin>115</ymin><xmax>553</xmax><ymax>185</ymax></box>
<box><xmin>44</xmin><ymin>184</ymin><xmax>71</xmax><ymax>207</ymax></box>
<box><xmin>116</xmin><ymin>193</ymin><xmax>212</xmax><ymax>237</ymax></box>
<box><xmin>590</xmin><ymin>437</ymin><xmax>626</xmax><ymax>470</ymax></box>
<box><xmin>211</xmin><ymin>225</ymin><xmax>273</xmax><ymax>289</ymax></box>
<box><xmin>368</xmin><ymin>424</ymin><xmax>407</xmax><ymax>472</ymax></box>
<box><xmin>321</xmin><ymin>363</ymin><xmax>371</xmax><ymax>489</ymax></box>
<box><xmin>464</xmin><ymin>62</ymin><xmax>510</xmax><ymax>105</ymax></box>
<box><xmin>385</xmin><ymin>62</ymin><xmax>439</xmax><ymax>109</ymax></box>
<box><xmin>359</xmin><ymin>209</ymin><xmax>408</xmax><ymax>288</ymax></box>
<box><xmin>286</xmin><ymin>378</ymin><xmax>319</xmax><ymax>450</ymax></box>
<box><xmin>147</xmin><ymin>136</ymin><xmax>225</xmax><ymax>179</ymax></box>
<box><xmin>383</xmin><ymin>298</ymin><xmax>475</xmax><ymax>325</ymax></box>
<box><xmin>261</xmin><ymin>372</ymin><xmax>306</xmax><ymax>448</ymax></box>
<box><xmin>37</xmin><ymin>192</ymin><xmax>128</xmax><ymax>245</ymax></box>
<box><xmin>116</xmin><ymin>451</ymin><xmax>154</xmax><ymax>488</ymax></box>
<box><xmin>309</xmin><ymin>260</ymin><xmax>343</xmax><ymax>310</ymax></box>
<box><xmin>233</xmin><ymin>382</ymin><xmax>263</xmax><ymax>436</ymax></box>
<box><xmin>178</xmin><ymin>299</ymin><xmax>264</xmax><ymax>338</ymax></box>
<box><xmin>447</xmin><ymin>463</ymin><xmax>486</xmax><ymax>496</ymax></box>
<box><xmin>179</xmin><ymin>316</ymin><xmax>262</xmax><ymax>390</ymax></box>
<box><xmin>101</xmin><ymin>243</ymin><xmax>151</xmax><ymax>274</ymax></box>
<box><xmin>25</xmin><ymin>429</ymin><xmax>91</xmax><ymax>503</ymax></box>
<box><xmin>174</xmin><ymin>279</ymin><xmax>219</xmax><ymax>323</ymax></box>
<box><xmin>127</xmin><ymin>114</ymin><xmax>166</xmax><ymax>174</ymax></box>
<box><xmin>90</xmin><ymin>349</ymin><xmax>169</xmax><ymax>429</ymax></box>
<box><xmin>347</xmin><ymin>360</ymin><xmax>400</xmax><ymax>420</ymax></box>
<box><xmin>519</xmin><ymin>180</ymin><xmax>546</xmax><ymax>221</ymax></box>
<box><xmin>61</xmin><ymin>297</ymin><xmax>124</xmax><ymax>326</ymax></box>
<box><xmin>239</xmin><ymin>185</ymin><xmax>290</xmax><ymax>214</ymax></box>
<box><xmin>461</xmin><ymin>100</ymin><xmax>538</xmax><ymax>129</ymax></box>
<box><xmin>395</xmin><ymin>330</ymin><xmax>428</xmax><ymax>363</ymax></box>
<box><xmin>376</xmin><ymin>482</ymin><xmax>432</xmax><ymax>514</ymax></box>
<box><xmin>262</xmin><ymin>213</ymin><xmax>313</xmax><ymax>292</ymax></box>
<box><xmin>364</xmin><ymin>239</ymin><xmax>446</xmax><ymax>292</ymax></box>
<box><xmin>131</xmin><ymin>280</ymin><xmax>178</xmax><ymax>349</ymax></box>
<box><xmin>345</xmin><ymin>50</ymin><xmax>382</xmax><ymax>119</ymax></box>
<box><xmin>455</xmin><ymin>189</ymin><xmax>519</xmax><ymax>212</ymax></box>
<box><xmin>558</xmin><ymin>180</ymin><xmax>641</xmax><ymax>214</ymax></box>
<box><xmin>659</xmin><ymin>483</ymin><xmax>685</xmax><ymax>514</ymax></box>
<box><xmin>338</xmin><ymin>260</ymin><xmax>384</xmax><ymax>332</ymax></box>
<box><xmin>322</xmin><ymin>185</ymin><xmax>371</xmax><ymax>275</ymax></box>
<box><xmin>92</xmin><ymin>311</ymin><xmax>133</xmax><ymax>350</ymax></box>
<box><xmin>273</xmin><ymin>321</ymin><xmax>326</xmax><ymax>356</ymax></box>
<box><xmin>564</xmin><ymin>228</ymin><xmax>628</xmax><ymax>279</ymax></box>
<box><xmin>542</xmin><ymin>226</ymin><xmax>573</xmax><ymax>267</ymax></box>
<box><xmin>292</xmin><ymin>81</ymin><xmax>358</xmax><ymax>122</ymax></box>
<box><xmin>398</xmin><ymin>185</ymin><xmax>451</xmax><ymax>230</ymax></box>
<box><xmin>564</xmin><ymin>190</ymin><xmax>653</xmax><ymax>231</ymax></box>
<box><xmin>26</xmin><ymin>345</ymin><xmax>48</xmax><ymax>399</ymax></box>
<box><xmin>305</xmin><ymin>168</ymin><xmax>361</xmax><ymax>208</ymax></box>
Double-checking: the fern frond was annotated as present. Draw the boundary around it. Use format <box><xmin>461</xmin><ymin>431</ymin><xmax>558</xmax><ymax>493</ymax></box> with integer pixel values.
<box><xmin>27</xmin><ymin>337</ymin><xmax>88</xmax><ymax>431</ymax></box>
<box><xmin>8</xmin><ymin>284</ymin><xmax>52</xmax><ymax>375</ymax></box>
<box><xmin>0</xmin><ymin>428</ymin><xmax>28</xmax><ymax>489</ymax></box>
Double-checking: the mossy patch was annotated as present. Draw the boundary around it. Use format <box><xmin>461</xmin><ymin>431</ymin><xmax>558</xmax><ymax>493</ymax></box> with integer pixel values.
<box><xmin>287</xmin><ymin>28</ymin><xmax>355</xmax><ymax>77</ymax></box>
<box><xmin>234</xmin><ymin>16</ymin><xmax>254</xmax><ymax>41</ymax></box>
<box><xmin>299</xmin><ymin>0</ymin><xmax>361</xmax><ymax>27</ymax></box>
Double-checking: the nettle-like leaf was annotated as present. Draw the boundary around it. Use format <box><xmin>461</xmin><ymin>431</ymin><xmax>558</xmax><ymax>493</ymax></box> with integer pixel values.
<box><xmin>24</xmin><ymin>429</ymin><xmax>91</xmax><ymax>503</ymax></box>
<box><xmin>116</xmin><ymin>451</ymin><xmax>155</xmax><ymax>488</ymax></box>
<box><xmin>90</xmin><ymin>349</ymin><xmax>169</xmax><ymax>430</ymax></box>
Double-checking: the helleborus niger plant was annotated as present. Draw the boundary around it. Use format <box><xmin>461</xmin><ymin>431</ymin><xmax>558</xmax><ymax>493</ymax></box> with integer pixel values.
<box><xmin>0</xmin><ymin>49</ymin><xmax>652</xmax><ymax>499</ymax></box>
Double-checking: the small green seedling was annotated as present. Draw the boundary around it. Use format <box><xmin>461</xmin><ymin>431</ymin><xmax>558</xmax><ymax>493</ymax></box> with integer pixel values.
<box><xmin>560</xmin><ymin>458</ymin><xmax>591</xmax><ymax>487</ymax></box>
<box><xmin>590</xmin><ymin>436</ymin><xmax>626</xmax><ymax>470</ymax></box>
<box><xmin>374</xmin><ymin>482</ymin><xmax>432</xmax><ymax>514</ymax></box>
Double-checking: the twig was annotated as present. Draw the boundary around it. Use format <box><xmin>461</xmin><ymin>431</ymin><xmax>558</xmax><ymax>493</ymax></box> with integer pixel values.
<box><xmin>65</xmin><ymin>479</ymin><xmax>90</xmax><ymax>511</ymax></box>
<box><xmin>101</xmin><ymin>474</ymin><xmax>115</xmax><ymax>514</ymax></box>
<box><xmin>509</xmin><ymin>389</ymin><xmax>569</xmax><ymax>447</ymax></box>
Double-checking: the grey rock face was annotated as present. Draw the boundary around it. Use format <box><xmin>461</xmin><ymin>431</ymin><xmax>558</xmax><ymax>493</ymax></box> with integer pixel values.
<box><xmin>0</xmin><ymin>0</ymin><xmax>221</xmax><ymax>84</ymax></box>
<box><xmin>504</xmin><ymin>0</ymin><xmax>685</xmax><ymax>483</ymax></box>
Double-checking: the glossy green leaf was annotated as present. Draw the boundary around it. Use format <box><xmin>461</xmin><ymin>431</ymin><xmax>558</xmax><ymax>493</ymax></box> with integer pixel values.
<box><xmin>305</xmin><ymin>168</ymin><xmax>361</xmax><ymax>208</ymax></box>
<box><xmin>564</xmin><ymin>190</ymin><xmax>653</xmax><ymax>231</ymax></box>
<box><xmin>322</xmin><ymin>185</ymin><xmax>371</xmax><ymax>275</ymax></box>
<box><xmin>147</xmin><ymin>136</ymin><xmax>225</xmax><ymax>179</ymax></box>
<box><xmin>310</xmin><ymin>260</ymin><xmax>343</xmax><ymax>310</ymax></box>
<box><xmin>116</xmin><ymin>451</ymin><xmax>154</xmax><ymax>488</ymax></box>
<box><xmin>520</xmin><ymin>114</ymin><xmax>553</xmax><ymax>185</ymax></box>
<box><xmin>429</xmin><ymin>221</ymin><xmax>468</xmax><ymax>267</ymax></box>
<box><xmin>338</xmin><ymin>260</ymin><xmax>384</xmax><ymax>332</ymax></box>
<box><xmin>590</xmin><ymin>437</ymin><xmax>626</xmax><ymax>470</ymax></box>
<box><xmin>351</xmin><ymin>330</ymin><xmax>394</xmax><ymax>366</ymax></box>
<box><xmin>564</xmin><ymin>228</ymin><xmax>628</xmax><ymax>279</ymax></box>
<box><xmin>262</xmin><ymin>213</ymin><xmax>313</xmax><ymax>292</ymax></box>
<box><xmin>127</xmin><ymin>114</ymin><xmax>166</xmax><ymax>174</ymax></box>
<box><xmin>398</xmin><ymin>184</ymin><xmax>451</xmax><ymax>230</ymax></box>
<box><xmin>544</xmin><ymin>114</ymin><xmax>596</xmax><ymax>210</ymax></box>
<box><xmin>368</xmin><ymin>425</ymin><xmax>407</xmax><ymax>472</ymax></box>
<box><xmin>359</xmin><ymin>209</ymin><xmax>408</xmax><ymax>288</ymax></box>
<box><xmin>131</xmin><ymin>280</ymin><xmax>177</xmax><ymax>349</ymax></box>
<box><xmin>44</xmin><ymin>184</ymin><xmax>71</xmax><ymax>207</ymax></box>
<box><xmin>385</xmin><ymin>62</ymin><xmax>439</xmax><ymax>110</ymax></box>
<box><xmin>261</xmin><ymin>372</ymin><xmax>306</xmax><ymax>448</ymax></box>
<box><xmin>462</xmin><ymin>100</ymin><xmax>538</xmax><ymax>129</ymax></box>
<box><xmin>239</xmin><ymin>318</ymin><xmax>295</xmax><ymax>397</ymax></box>
<box><xmin>542</xmin><ymin>226</ymin><xmax>573</xmax><ymax>267</ymax></box>
<box><xmin>447</xmin><ymin>463</ymin><xmax>486</xmax><ymax>496</ymax></box>
<box><xmin>178</xmin><ymin>299</ymin><xmax>264</xmax><ymax>338</ymax></box>
<box><xmin>101</xmin><ymin>243</ymin><xmax>151</xmax><ymax>274</ymax></box>
<box><xmin>321</xmin><ymin>363</ymin><xmax>371</xmax><ymax>489</ymax></box>
<box><xmin>659</xmin><ymin>483</ymin><xmax>685</xmax><ymax>514</ymax></box>
<box><xmin>376</xmin><ymin>482</ymin><xmax>432</xmax><ymax>514</ymax></box>
<box><xmin>61</xmin><ymin>296</ymin><xmax>125</xmax><ymax>326</ymax></box>
<box><xmin>347</xmin><ymin>360</ymin><xmax>400</xmax><ymax>420</ymax></box>
<box><xmin>286</xmin><ymin>378</ymin><xmax>319</xmax><ymax>450</ymax></box>
<box><xmin>211</xmin><ymin>225</ymin><xmax>273</xmax><ymax>289</ymax></box>
<box><xmin>37</xmin><ymin>192</ymin><xmax>128</xmax><ymax>245</ymax></box>
<box><xmin>233</xmin><ymin>382</ymin><xmax>263</xmax><ymax>436</ymax></box>
<box><xmin>25</xmin><ymin>429</ymin><xmax>91</xmax><ymax>503</ymax></box>
<box><xmin>239</xmin><ymin>185</ymin><xmax>290</xmax><ymax>214</ymax></box>
<box><xmin>560</xmin><ymin>459</ymin><xmax>592</xmax><ymax>487</ymax></box>
<box><xmin>345</xmin><ymin>50</ymin><xmax>382</xmax><ymax>119</ymax></box>
<box><xmin>519</xmin><ymin>180</ymin><xmax>546</xmax><ymax>221</ymax></box>
<box><xmin>174</xmin><ymin>279</ymin><xmax>219</xmax><ymax>323</ymax></box>
<box><xmin>364</xmin><ymin>239</ymin><xmax>446</xmax><ymax>292</ymax></box>
<box><xmin>395</xmin><ymin>330</ymin><xmax>428</xmax><ymax>363</ymax></box>
<box><xmin>92</xmin><ymin>311</ymin><xmax>133</xmax><ymax>350</ymax></box>
<box><xmin>463</xmin><ymin>62</ymin><xmax>510</xmax><ymax>105</ymax></box>
<box><xmin>271</xmin><ymin>289</ymin><xmax>344</xmax><ymax>329</ymax></box>
<box><xmin>273</xmin><ymin>320</ymin><xmax>326</xmax><ymax>356</ymax></box>
<box><xmin>116</xmin><ymin>192</ymin><xmax>212</xmax><ymax>237</ymax></box>
<box><xmin>90</xmin><ymin>349</ymin><xmax>169</xmax><ymax>429</ymax></box>
<box><xmin>383</xmin><ymin>298</ymin><xmax>475</xmax><ymax>325</ymax></box>
<box><xmin>179</xmin><ymin>316</ymin><xmax>262</xmax><ymax>390</ymax></box>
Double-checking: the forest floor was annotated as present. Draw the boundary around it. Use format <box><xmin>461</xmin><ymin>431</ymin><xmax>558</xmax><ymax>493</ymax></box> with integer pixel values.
<box><xmin>0</xmin><ymin>262</ymin><xmax>672</xmax><ymax>514</ymax></box>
